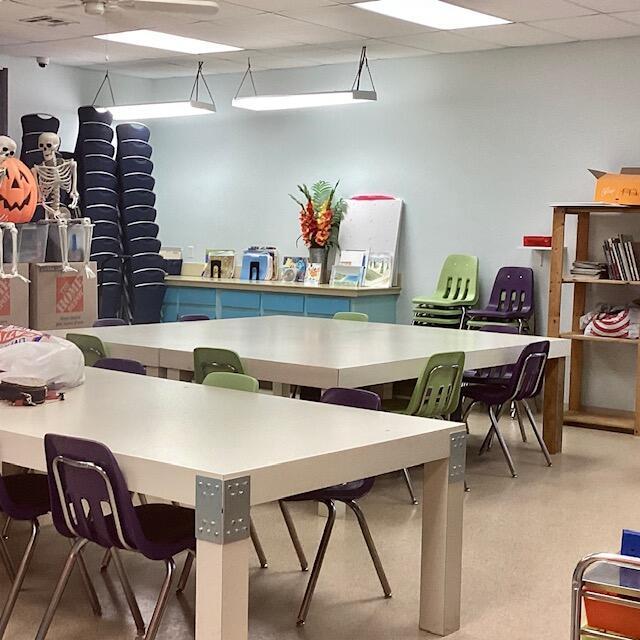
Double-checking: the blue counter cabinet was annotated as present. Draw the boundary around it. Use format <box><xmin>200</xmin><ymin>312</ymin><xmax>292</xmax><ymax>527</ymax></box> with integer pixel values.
<box><xmin>162</xmin><ymin>280</ymin><xmax>399</xmax><ymax>323</ymax></box>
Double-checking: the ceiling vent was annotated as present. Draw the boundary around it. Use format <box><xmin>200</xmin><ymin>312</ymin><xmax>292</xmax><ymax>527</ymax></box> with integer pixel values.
<box><xmin>19</xmin><ymin>15</ymin><xmax>78</xmax><ymax>27</ymax></box>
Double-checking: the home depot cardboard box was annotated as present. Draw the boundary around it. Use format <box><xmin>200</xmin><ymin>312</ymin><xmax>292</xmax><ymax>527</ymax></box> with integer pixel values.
<box><xmin>0</xmin><ymin>264</ymin><xmax>29</xmax><ymax>327</ymax></box>
<box><xmin>29</xmin><ymin>263</ymin><xmax>97</xmax><ymax>330</ymax></box>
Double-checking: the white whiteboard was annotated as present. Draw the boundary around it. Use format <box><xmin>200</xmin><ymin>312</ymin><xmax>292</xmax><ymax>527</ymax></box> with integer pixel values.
<box><xmin>337</xmin><ymin>197</ymin><xmax>403</xmax><ymax>284</ymax></box>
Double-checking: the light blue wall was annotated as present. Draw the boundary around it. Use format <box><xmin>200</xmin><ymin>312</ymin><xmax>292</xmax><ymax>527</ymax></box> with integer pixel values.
<box><xmin>146</xmin><ymin>36</ymin><xmax>640</xmax><ymax>410</ymax></box>
<box><xmin>0</xmin><ymin>54</ymin><xmax>150</xmax><ymax>155</ymax></box>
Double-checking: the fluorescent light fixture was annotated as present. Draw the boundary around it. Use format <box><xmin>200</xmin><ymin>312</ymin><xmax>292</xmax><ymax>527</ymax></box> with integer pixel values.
<box><xmin>353</xmin><ymin>0</ymin><xmax>509</xmax><ymax>30</ymax></box>
<box><xmin>98</xmin><ymin>101</ymin><xmax>216</xmax><ymax>121</ymax></box>
<box><xmin>233</xmin><ymin>90</ymin><xmax>377</xmax><ymax>111</ymax></box>
<box><xmin>95</xmin><ymin>29</ymin><xmax>241</xmax><ymax>54</ymax></box>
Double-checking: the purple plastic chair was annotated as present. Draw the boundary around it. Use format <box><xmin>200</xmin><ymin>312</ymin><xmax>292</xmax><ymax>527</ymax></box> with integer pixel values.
<box><xmin>0</xmin><ymin>469</ymin><xmax>103</xmax><ymax>639</ymax></box>
<box><xmin>278</xmin><ymin>388</ymin><xmax>391</xmax><ymax>625</ymax></box>
<box><xmin>465</xmin><ymin>267</ymin><xmax>534</xmax><ymax>332</ymax></box>
<box><xmin>93</xmin><ymin>318</ymin><xmax>126</xmax><ymax>327</ymax></box>
<box><xmin>94</xmin><ymin>357</ymin><xmax>146</xmax><ymax>376</ymax></box>
<box><xmin>179</xmin><ymin>314</ymin><xmax>210</xmax><ymax>322</ymax></box>
<box><xmin>38</xmin><ymin>434</ymin><xmax>195</xmax><ymax>640</ymax></box>
<box><xmin>461</xmin><ymin>341</ymin><xmax>552</xmax><ymax>478</ymax></box>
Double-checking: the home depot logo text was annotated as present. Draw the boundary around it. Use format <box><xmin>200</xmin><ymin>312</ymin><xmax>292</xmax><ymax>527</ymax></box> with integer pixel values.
<box><xmin>56</xmin><ymin>276</ymin><xmax>84</xmax><ymax>314</ymax></box>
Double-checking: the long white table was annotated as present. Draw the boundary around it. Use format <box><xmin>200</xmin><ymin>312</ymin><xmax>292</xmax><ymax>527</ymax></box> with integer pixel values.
<box><xmin>59</xmin><ymin>316</ymin><xmax>571</xmax><ymax>453</ymax></box>
<box><xmin>0</xmin><ymin>368</ymin><xmax>466</xmax><ymax>639</ymax></box>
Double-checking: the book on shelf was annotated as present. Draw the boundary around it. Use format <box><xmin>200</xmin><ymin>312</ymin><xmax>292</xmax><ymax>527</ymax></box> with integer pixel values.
<box><xmin>280</xmin><ymin>256</ymin><xmax>307</xmax><ymax>283</ymax></box>
<box><xmin>330</xmin><ymin>264</ymin><xmax>363</xmax><ymax>288</ymax></box>
<box><xmin>570</xmin><ymin>260</ymin><xmax>607</xmax><ymax>277</ymax></box>
<box><xmin>602</xmin><ymin>235</ymin><xmax>640</xmax><ymax>281</ymax></box>
<box><xmin>204</xmin><ymin>249</ymin><xmax>235</xmax><ymax>279</ymax></box>
<box><xmin>363</xmin><ymin>253</ymin><xmax>393</xmax><ymax>288</ymax></box>
<box><xmin>305</xmin><ymin>263</ymin><xmax>321</xmax><ymax>287</ymax></box>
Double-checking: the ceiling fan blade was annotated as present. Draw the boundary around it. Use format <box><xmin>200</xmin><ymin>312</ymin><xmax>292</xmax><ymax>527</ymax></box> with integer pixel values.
<box><xmin>127</xmin><ymin>0</ymin><xmax>219</xmax><ymax>15</ymax></box>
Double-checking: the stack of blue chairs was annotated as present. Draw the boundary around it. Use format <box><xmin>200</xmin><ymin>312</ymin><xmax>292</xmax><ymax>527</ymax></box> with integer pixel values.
<box><xmin>115</xmin><ymin>123</ymin><xmax>166</xmax><ymax>324</ymax></box>
<box><xmin>75</xmin><ymin>106</ymin><xmax>123</xmax><ymax>318</ymax></box>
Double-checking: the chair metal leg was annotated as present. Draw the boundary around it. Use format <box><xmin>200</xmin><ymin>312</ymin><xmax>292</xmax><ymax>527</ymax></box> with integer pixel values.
<box><xmin>488</xmin><ymin>406</ymin><xmax>518</xmax><ymax>478</ymax></box>
<box><xmin>1</xmin><ymin>517</ymin><xmax>11</xmax><ymax>541</ymax></box>
<box><xmin>35</xmin><ymin>538</ymin><xmax>89</xmax><ymax>640</ymax></box>
<box><xmin>344</xmin><ymin>500</ymin><xmax>391</xmax><ymax>597</ymax></box>
<box><xmin>0</xmin><ymin>535</ymin><xmax>15</xmax><ymax>581</ymax></box>
<box><xmin>521</xmin><ymin>399</ymin><xmax>552</xmax><ymax>467</ymax></box>
<box><xmin>144</xmin><ymin>558</ymin><xmax>175</xmax><ymax>640</ymax></box>
<box><xmin>402</xmin><ymin>468</ymin><xmax>419</xmax><ymax>505</ymax></box>
<box><xmin>100</xmin><ymin>548</ymin><xmax>111</xmax><ymax>572</ymax></box>
<box><xmin>73</xmin><ymin>540</ymin><xmax>102</xmax><ymax>616</ymax></box>
<box><xmin>176</xmin><ymin>551</ymin><xmax>194</xmax><ymax>594</ymax></box>
<box><xmin>110</xmin><ymin>548</ymin><xmax>146</xmax><ymax>636</ymax></box>
<box><xmin>514</xmin><ymin>401</ymin><xmax>528</xmax><ymax>442</ymax></box>
<box><xmin>278</xmin><ymin>500</ymin><xmax>308</xmax><ymax>571</ymax></box>
<box><xmin>0</xmin><ymin>519</ymin><xmax>39</xmax><ymax>639</ymax></box>
<box><xmin>297</xmin><ymin>500</ymin><xmax>336</xmax><ymax>626</ymax></box>
<box><xmin>250</xmin><ymin>518</ymin><xmax>268</xmax><ymax>569</ymax></box>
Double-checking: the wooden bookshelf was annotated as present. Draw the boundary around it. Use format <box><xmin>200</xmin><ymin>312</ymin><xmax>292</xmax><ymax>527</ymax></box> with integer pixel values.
<box><xmin>548</xmin><ymin>203</ymin><xmax>640</xmax><ymax>435</ymax></box>
<box><xmin>563</xmin><ymin>276</ymin><xmax>640</xmax><ymax>285</ymax></box>
<box><xmin>560</xmin><ymin>332</ymin><xmax>640</xmax><ymax>346</ymax></box>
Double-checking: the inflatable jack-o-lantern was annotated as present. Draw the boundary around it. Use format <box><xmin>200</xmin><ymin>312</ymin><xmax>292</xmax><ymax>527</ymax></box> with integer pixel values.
<box><xmin>0</xmin><ymin>157</ymin><xmax>38</xmax><ymax>223</ymax></box>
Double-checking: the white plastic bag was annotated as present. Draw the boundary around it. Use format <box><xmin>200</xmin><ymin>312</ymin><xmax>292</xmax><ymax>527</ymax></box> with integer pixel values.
<box><xmin>0</xmin><ymin>338</ymin><xmax>85</xmax><ymax>389</ymax></box>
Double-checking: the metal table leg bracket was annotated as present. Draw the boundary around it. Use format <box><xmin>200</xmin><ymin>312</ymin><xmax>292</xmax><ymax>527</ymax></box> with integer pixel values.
<box><xmin>448</xmin><ymin>432</ymin><xmax>466</xmax><ymax>483</ymax></box>
<box><xmin>195</xmin><ymin>475</ymin><xmax>251</xmax><ymax>544</ymax></box>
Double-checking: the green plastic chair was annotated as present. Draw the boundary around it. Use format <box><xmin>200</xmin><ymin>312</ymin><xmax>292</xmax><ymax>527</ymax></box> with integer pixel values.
<box><xmin>333</xmin><ymin>312</ymin><xmax>369</xmax><ymax>322</ymax></box>
<box><xmin>66</xmin><ymin>333</ymin><xmax>107</xmax><ymax>367</ymax></box>
<box><xmin>193</xmin><ymin>348</ymin><xmax>244</xmax><ymax>384</ymax></box>
<box><xmin>412</xmin><ymin>254</ymin><xmax>479</xmax><ymax>309</ymax></box>
<box><xmin>383</xmin><ymin>351</ymin><xmax>465</xmax><ymax>504</ymax></box>
<box><xmin>202</xmin><ymin>372</ymin><xmax>259</xmax><ymax>393</ymax></box>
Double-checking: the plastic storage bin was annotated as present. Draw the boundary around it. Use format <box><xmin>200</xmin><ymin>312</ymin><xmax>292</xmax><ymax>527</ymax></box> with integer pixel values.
<box><xmin>46</xmin><ymin>224</ymin><xmax>88</xmax><ymax>262</ymax></box>
<box><xmin>2</xmin><ymin>223</ymin><xmax>48</xmax><ymax>263</ymax></box>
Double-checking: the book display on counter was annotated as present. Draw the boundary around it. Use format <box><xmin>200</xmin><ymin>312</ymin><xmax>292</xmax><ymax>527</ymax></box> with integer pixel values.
<box><xmin>280</xmin><ymin>256</ymin><xmax>307</xmax><ymax>282</ymax></box>
<box><xmin>205</xmin><ymin>249</ymin><xmax>235</xmax><ymax>278</ymax></box>
<box><xmin>116</xmin><ymin>123</ymin><xmax>166</xmax><ymax>324</ymax></box>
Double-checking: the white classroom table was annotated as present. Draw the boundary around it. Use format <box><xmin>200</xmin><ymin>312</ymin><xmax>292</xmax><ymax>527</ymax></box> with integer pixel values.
<box><xmin>59</xmin><ymin>315</ymin><xmax>571</xmax><ymax>453</ymax></box>
<box><xmin>0</xmin><ymin>368</ymin><xmax>466</xmax><ymax>640</ymax></box>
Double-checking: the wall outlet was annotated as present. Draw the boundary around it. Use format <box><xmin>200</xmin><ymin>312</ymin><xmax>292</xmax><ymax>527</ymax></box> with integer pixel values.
<box><xmin>186</xmin><ymin>245</ymin><xmax>195</xmax><ymax>259</ymax></box>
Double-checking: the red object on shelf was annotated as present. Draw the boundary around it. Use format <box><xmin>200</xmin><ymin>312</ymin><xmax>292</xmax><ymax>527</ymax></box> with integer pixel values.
<box><xmin>523</xmin><ymin>235</ymin><xmax>552</xmax><ymax>247</ymax></box>
<box><xmin>584</xmin><ymin>593</ymin><xmax>640</xmax><ymax>638</ymax></box>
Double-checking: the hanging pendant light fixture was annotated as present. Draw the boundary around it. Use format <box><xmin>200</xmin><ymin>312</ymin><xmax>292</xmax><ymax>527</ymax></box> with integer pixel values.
<box><xmin>94</xmin><ymin>61</ymin><xmax>217</xmax><ymax>121</ymax></box>
<box><xmin>232</xmin><ymin>46</ymin><xmax>377</xmax><ymax>112</ymax></box>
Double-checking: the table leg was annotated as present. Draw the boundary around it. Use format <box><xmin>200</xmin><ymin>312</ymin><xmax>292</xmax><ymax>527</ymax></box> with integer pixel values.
<box><xmin>195</xmin><ymin>538</ymin><xmax>250</xmax><ymax>640</ymax></box>
<box><xmin>272</xmin><ymin>383</ymin><xmax>291</xmax><ymax>397</ymax></box>
<box><xmin>419</xmin><ymin>433</ymin><xmax>465</xmax><ymax>636</ymax></box>
<box><xmin>543</xmin><ymin>356</ymin><xmax>565</xmax><ymax>455</ymax></box>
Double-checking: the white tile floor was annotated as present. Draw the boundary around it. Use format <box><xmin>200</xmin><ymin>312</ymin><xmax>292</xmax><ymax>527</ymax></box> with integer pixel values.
<box><xmin>2</xmin><ymin>414</ymin><xmax>638</xmax><ymax>639</ymax></box>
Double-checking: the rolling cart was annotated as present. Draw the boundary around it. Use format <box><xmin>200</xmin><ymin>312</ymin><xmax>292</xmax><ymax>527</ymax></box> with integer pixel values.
<box><xmin>572</xmin><ymin>552</ymin><xmax>640</xmax><ymax>639</ymax></box>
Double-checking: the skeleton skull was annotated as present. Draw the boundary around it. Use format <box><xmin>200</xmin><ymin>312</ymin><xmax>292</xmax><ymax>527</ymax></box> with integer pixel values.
<box><xmin>0</xmin><ymin>136</ymin><xmax>16</xmax><ymax>159</ymax></box>
<box><xmin>38</xmin><ymin>132</ymin><xmax>60</xmax><ymax>162</ymax></box>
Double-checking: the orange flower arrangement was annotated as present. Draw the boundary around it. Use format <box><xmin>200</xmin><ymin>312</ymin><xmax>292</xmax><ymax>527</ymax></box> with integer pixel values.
<box><xmin>291</xmin><ymin>181</ymin><xmax>346</xmax><ymax>249</ymax></box>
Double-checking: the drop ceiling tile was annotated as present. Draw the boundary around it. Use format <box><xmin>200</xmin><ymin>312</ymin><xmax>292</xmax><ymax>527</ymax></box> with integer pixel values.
<box><xmin>446</xmin><ymin>0</ymin><xmax>597</xmax><ymax>22</ymax></box>
<box><xmin>612</xmin><ymin>10</ymin><xmax>640</xmax><ymax>25</ymax></box>
<box><xmin>530</xmin><ymin>13</ymin><xmax>640</xmax><ymax>39</ymax></box>
<box><xmin>225</xmin><ymin>0</ymin><xmax>334</xmax><ymax>9</ymax></box>
<box><xmin>281</xmin><ymin>5</ymin><xmax>434</xmax><ymax>38</ymax></box>
<box><xmin>331</xmin><ymin>39</ymin><xmax>433</xmax><ymax>59</ymax></box>
<box><xmin>570</xmin><ymin>0</ymin><xmax>640</xmax><ymax>11</ymax></box>
<box><xmin>460</xmin><ymin>23</ymin><xmax>575</xmax><ymax>46</ymax></box>
<box><xmin>385</xmin><ymin>31</ymin><xmax>504</xmax><ymax>53</ymax></box>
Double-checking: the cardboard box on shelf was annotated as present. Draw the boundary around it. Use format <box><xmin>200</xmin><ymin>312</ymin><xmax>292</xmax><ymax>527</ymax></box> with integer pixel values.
<box><xmin>590</xmin><ymin>168</ymin><xmax>640</xmax><ymax>205</ymax></box>
<box><xmin>0</xmin><ymin>265</ymin><xmax>29</xmax><ymax>327</ymax></box>
<box><xmin>29</xmin><ymin>263</ymin><xmax>97</xmax><ymax>330</ymax></box>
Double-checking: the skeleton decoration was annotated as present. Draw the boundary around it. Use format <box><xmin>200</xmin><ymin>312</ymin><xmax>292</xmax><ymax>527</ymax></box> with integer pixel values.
<box><xmin>0</xmin><ymin>136</ymin><xmax>17</xmax><ymax>185</ymax></box>
<box><xmin>0</xmin><ymin>223</ymin><xmax>29</xmax><ymax>283</ymax></box>
<box><xmin>32</xmin><ymin>133</ymin><xmax>95</xmax><ymax>278</ymax></box>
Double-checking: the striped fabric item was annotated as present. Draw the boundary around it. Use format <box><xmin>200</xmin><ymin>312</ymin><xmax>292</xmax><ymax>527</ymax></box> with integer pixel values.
<box><xmin>585</xmin><ymin>310</ymin><xmax>631</xmax><ymax>338</ymax></box>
